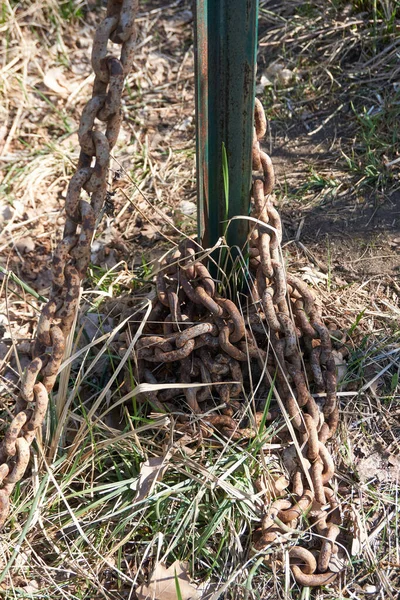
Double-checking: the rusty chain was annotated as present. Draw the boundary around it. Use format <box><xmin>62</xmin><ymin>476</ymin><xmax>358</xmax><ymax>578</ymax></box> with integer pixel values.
<box><xmin>0</xmin><ymin>2</ymin><xmax>341</xmax><ymax>587</ymax></box>
<box><xmin>126</xmin><ymin>98</ymin><xmax>343</xmax><ymax>587</ymax></box>
<box><xmin>0</xmin><ymin>0</ymin><xmax>138</xmax><ymax>529</ymax></box>
<box><xmin>250</xmin><ymin>98</ymin><xmax>341</xmax><ymax>585</ymax></box>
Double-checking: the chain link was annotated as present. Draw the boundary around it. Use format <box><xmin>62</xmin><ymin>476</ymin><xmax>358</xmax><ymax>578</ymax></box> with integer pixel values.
<box><xmin>250</xmin><ymin>98</ymin><xmax>341</xmax><ymax>585</ymax></box>
<box><xmin>126</xmin><ymin>99</ymin><xmax>343</xmax><ymax>586</ymax></box>
<box><xmin>0</xmin><ymin>0</ymin><xmax>138</xmax><ymax>529</ymax></box>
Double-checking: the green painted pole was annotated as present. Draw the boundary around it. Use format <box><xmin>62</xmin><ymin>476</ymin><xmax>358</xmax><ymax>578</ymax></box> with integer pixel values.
<box><xmin>194</xmin><ymin>0</ymin><xmax>259</xmax><ymax>255</ymax></box>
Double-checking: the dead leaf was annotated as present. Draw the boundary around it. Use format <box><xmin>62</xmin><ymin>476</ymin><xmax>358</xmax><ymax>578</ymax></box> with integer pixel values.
<box><xmin>137</xmin><ymin>561</ymin><xmax>200</xmax><ymax>600</ymax></box>
<box><xmin>132</xmin><ymin>452</ymin><xmax>172</xmax><ymax>503</ymax></box>
<box><xmin>332</xmin><ymin>349</ymin><xmax>347</xmax><ymax>382</ymax></box>
<box><xmin>388</xmin><ymin>454</ymin><xmax>400</xmax><ymax>469</ymax></box>
<box><xmin>265</xmin><ymin>61</ymin><xmax>295</xmax><ymax>87</ymax></box>
<box><xmin>300</xmin><ymin>266</ymin><xmax>328</xmax><ymax>286</ymax></box>
<box><xmin>43</xmin><ymin>67</ymin><xmax>71</xmax><ymax>97</ymax></box>
<box><xmin>140</xmin><ymin>223</ymin><xmax>159</xmax><ymax>241</ymax></box>
<box><xmin>329</xmin><ymin>552</ymin><xmax>346</xmax><ymax>573</ymax></box>
<box><xmin>21</xmin><ymin>580</ymin><xmax>40</xmax><ymax>594</ymax></box>
<box><xmin>282</xmin><ymin>444</ymin><xmax>311</xmax><ymax>475</ymax></box>
<box><xmin>256</xmin><ymin>73</ymin><xmax>273</xmax><ymax>93</ymax></box>
<box><xmin>79</xmin><ymin>313</ymin><xmax>114</xmax><ymax>344</ymax></box>
<box><xmin>363</xmin><ymin>585</ymin><xmax>378</xmax><ymax>594</ymax></box>
<box><xmin>15</xmin><ymin>236</ymin><xmax>35</xmax><ymax>253</ymax></box>
<box><xmin>146</xmin><ymin>53</ymin><xmax>169</xmax><ymax>86</ymax></box>
<box><xmin>356</xmin><ymin>450</ymin><xmax>399</xmax><ymax>483</ymax></box>
<box><xmin>179</xmin><ymin>200</ymin><xmax>196</xmax><ymax>216</ymax></box>
<box><xmin>350</xmin><ymin>506</ymin><xmax>368</xmax><ymax>556</ymax></box>
<box><xmin>0</xmin><ymin>124</ymin><xmax>7</xmax><ymax>147</ymax></box>
<box><xmin>176</xmin><ymin>116</ymin><xmax>193</xmax><ymax>131</ymax></box>
<box><xmin>256</xmin><ymin>472</ymin><xmax>289</xmax><ymax>501</ymax></box>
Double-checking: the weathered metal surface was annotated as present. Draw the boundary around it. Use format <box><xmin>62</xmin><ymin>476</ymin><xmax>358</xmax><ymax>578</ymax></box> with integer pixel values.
<box><xmin>194</xmin><ymin>0</ymin><xmax>259</xmax><ymax>251</ymax></box>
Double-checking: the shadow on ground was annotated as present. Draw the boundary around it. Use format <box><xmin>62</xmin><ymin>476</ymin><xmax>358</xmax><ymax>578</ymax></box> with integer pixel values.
<box><xmin>269</xmin><ymin>122</ymin><xmax>400</xmax><ymax>280</ymax></box>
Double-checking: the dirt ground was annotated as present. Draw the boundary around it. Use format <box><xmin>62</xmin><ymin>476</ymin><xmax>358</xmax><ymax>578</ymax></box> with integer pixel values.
<box><xmin>272</xmin><ymin>120</ymin><xmax>400</xmax><ymax>279</ymax></box>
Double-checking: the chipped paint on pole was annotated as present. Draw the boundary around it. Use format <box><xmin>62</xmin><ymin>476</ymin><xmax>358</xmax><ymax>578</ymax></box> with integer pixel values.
<box><xmin>194</xmin><ymin>0</ymin><xmax>259</xmax><ymax>254</ymax></box>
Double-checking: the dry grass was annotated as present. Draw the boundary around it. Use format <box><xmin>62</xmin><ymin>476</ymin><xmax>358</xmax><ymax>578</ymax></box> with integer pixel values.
<box><xmin>0</xmin><ymin>1</ymin><xmax>399</xmax><ymax>599</ymax></box>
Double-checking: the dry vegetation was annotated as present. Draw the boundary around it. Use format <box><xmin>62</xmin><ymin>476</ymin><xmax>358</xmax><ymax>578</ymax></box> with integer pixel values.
<box><xmin>0</xmin><ymin>0</ymin><xmax>399</xmax><ymax>598</ymax></box>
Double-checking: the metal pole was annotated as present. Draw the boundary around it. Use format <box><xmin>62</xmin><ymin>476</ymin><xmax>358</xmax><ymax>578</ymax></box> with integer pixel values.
<box><xmin>194</xmin><ymin>0</ymin><xmax>259</xmax><ymax>254</ymax></box>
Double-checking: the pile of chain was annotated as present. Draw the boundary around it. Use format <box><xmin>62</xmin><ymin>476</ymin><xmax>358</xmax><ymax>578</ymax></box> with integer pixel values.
<box><xmin>0</xmin><ymin>0</ymin><xmax>138</xmax><ymax>528</ymax></box>
<box><xmin>131</xmin><ymin>99</ymin><xmax>342</xmax><ymax>586</ymax></box>
<box><xmin>0</xmin><ymin>0</ymin><xmax>341</xmax><ymax>587</ymax></box>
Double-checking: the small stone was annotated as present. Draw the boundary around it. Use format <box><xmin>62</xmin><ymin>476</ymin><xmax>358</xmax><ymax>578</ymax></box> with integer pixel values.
<box><xmin>363</xmin><ymin>585</ymin><xmax>378</xmax><ymax>594</ymax></box>
<box><xmin>179</xmin><ymin>200</ymin><xmax>196</xmax><ymax>216</ymax></box>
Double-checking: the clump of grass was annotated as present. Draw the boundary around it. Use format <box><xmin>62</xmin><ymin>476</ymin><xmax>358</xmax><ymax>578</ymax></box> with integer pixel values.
<box><xmin>259</xmin><ymin>0</ymin><xmax>400</xmax><ymax>196</ymax></box>
<box><xmin>341</xmin><ymin>94</ymin><xmax>400</xmax><ymax>189</ymax></box>
<box><xmin>303</xmin><ymin>170</ymin><xmax>340</xmax><ymax>192</ymax></box>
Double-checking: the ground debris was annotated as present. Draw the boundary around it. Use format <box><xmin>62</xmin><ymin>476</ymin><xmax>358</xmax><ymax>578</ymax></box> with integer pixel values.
<box><xmin>136</xmin><ymin>561</ymin><xmax>201</xmax><ymax>600</ymax></box>
<box><xmin>356</xmin><ymin>449</ymin><xmax>400</xmax><ymax>483</ymax></box>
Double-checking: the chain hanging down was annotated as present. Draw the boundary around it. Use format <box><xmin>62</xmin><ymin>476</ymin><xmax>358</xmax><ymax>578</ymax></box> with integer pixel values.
<box><xmin>128</xmin><ymin>99</ymin><xmax>343</xmax><ymax>587</ymax></box>
<box><xmin>0</xmin><ymin>0</ymin><xmax>138</xmax><ymax>529</ymax></box>
<box><xmin>249</xmin><ymin>99</ymin><xmax>341</xmax><ymax>586</ymax></box>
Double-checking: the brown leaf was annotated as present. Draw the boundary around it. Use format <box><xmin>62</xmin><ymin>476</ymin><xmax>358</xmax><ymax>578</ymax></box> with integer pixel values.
<box><xmin>136</xmin><ymin>561</ymin><xmax>200</xmax><ymax>600</ymax></box>
<box><xmin>282</xmin><ymin>444</ymin><xmax>310</xmax><ymax>475</ymax></box>
<box><xmin>356</xmin><ymin>450</ymin><xmax>399</xmax><ymax>483</ymax></box>
<box><xmin>140</xmin><ymin>223</ymin><xmax>158</xmax><ymax>240</ymax></box>
<box><xmin>388</xmin><ymin>454</ymin><xmax>400</xmax><ymax>469</ymax></box>
<box><xmin>15</xmin><ymin>236</ymin><xmax>35</xmax><ymax>254</ymax></box>
<box><xmin>256</xmin><ymin>472</ymin><xmax>289</xmax><ymax>501</ymax></box>
<box><xmin>132</xmin><ymin>452</ymin><xmax>172</xmax><ymax>504</ymax></box>
<box><xmin>22</xmin><ymin>581</ymin><xmax>40</xmax><ymax>594</ymax></box>
<box><xmin>43</xmin><ymin>68</ymin><xmax>71</xmax><ymax>97</ymax></box>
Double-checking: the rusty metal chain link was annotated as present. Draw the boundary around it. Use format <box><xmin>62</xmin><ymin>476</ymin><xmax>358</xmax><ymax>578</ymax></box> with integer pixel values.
<box><xmin>0</xmin><ymin>0</ymin><xmax>138</xmax><ymax>529</ymax></box>
<box><xmin>125</xmin><ymin>98</ymin><xmax>343</xmax><ymax>587</ymax></box>
<box><xmin>248</xmin><ymin>98</ymin><xmax>341</xmax><ymax>585</ymax></box>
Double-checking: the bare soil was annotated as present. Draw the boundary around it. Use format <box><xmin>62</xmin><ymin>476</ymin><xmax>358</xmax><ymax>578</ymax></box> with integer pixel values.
<box><xmin>271</xmin><ymin>125</ymin><xmax>400</xmax><ymax>280</ymax></box>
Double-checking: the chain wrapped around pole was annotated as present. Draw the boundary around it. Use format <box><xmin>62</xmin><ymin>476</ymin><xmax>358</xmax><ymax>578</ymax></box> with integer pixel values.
<box><xmin>0</xmin><ymin>0</ymin><xmax>138</xmax><ymax>529</ymax></box>
<box><xmin>128</xmin><ymin>98</ymin><xmax>343</xmax><ymax>587</ymax></box>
